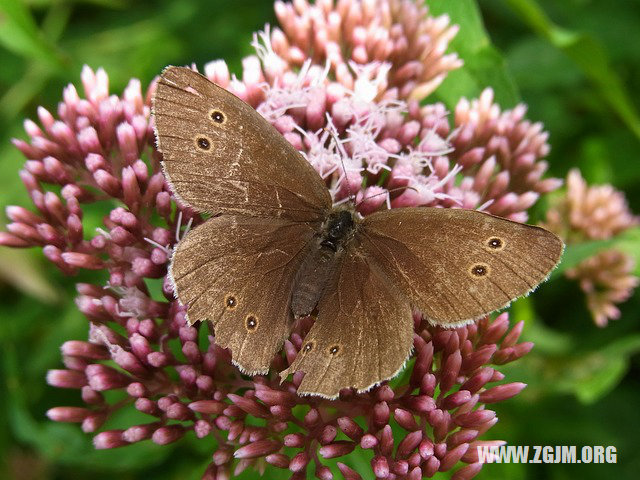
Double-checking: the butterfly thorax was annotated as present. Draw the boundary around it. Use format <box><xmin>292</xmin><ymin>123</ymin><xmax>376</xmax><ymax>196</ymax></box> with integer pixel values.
<box><xmin>290</xmin><ymin>208</ymin><xmax>359</xmax><ymax>319</ymax></box>
<box><xmin>320</xmin><ymin>209</ymin><xmax>357</xmax><ymax>251</ymax></box>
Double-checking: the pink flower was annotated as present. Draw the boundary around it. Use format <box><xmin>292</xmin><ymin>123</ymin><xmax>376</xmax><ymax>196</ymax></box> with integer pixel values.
<box><xmin>567</xmin><ymin>250</ymin><xmax>639</xmax><ymax>327</ymax></box>
<box><xmin>544</xmin><ymin>169</ymin><xmax>637</xmax><ymax>242</ymax></box>
<box><xmin>543</xmin><ymin>169</ymin><xmax>638</xmax><ymax>326</ymax></box>
<box><xmin>263</xmin><ymin>0</ymin><xmax>463</xmax><ymax>101</ymax></box>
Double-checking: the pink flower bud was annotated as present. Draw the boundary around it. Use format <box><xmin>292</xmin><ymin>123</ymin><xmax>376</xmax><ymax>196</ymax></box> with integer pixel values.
<box><xmin>123</xmin><ymin>423</ymin><xmax>159</xmax><ymax>442</ymax></box>
<box><xmin>316</xmin><ymin>465</ymin><xmax>333</xmax><ymax>480</ymax></box>
<box><xmin>47</xmin><ymin>406</ymin><xmax>91</xmax><ymax>422</ymax></box>
<box><xmin>451</xmin><ymin>462</ymin><xmax>483</xmax><ymax>480</ymax></box>
<box><xmin>394</xmin><ymin>408</ymin><xmax>420</xmax><ymax>431</ymax></box>
<box><xmin>319</xmin><ymin>441</ymin><xmax>356</xmax><ymax>459</ymax></box>
<box><xmin>288</xmin><ymin>451</ymin><xmax>309</xmax><ymax>472</ymax></box>
<box><xmin>479</xmin><ymin>382</ymin><xmax>527</xmax><ymax>403</ymax></box>
<box><xmin>454</xmin><ymin>409</ymin><xmax>496</xmax><ymax>428</ymax></box>
<box><xmin>152</xmin><ymin>425</ymin><xmax>185</xmax><ymax>445</ymax></box>
<box><xmin>234</xmin><ymin>439</ymin><xmax>281</xmax><ymax>459</ymax></box>
<box><xmin>360</xmin><ymin>433</ymin><xmax>378</xmax><ymax>449</ymax></box>
<box><xmin>337</xmin><ymin>416</ymin><xmax>363</xmax><ymax>440</ymax></box>
<box><xmin>422</xmin><ymin>455</ymin><xmax>440</xmax><ymax>477</ymax></box>
<box><xmin>254</xmin><ymin>385</ymin><xmax>296</xmax><ymax>406</ymax></box>
<box><xmin>117</xmin><ymin>123</ymin><xmax>139</xmax><ymax>164</ymax></box>
<box><xmin>93</xmin><ymin>430</ymin><xmax>128</xmax><ymax>449</ymax></box>
<box><xmin>442</xmin><ymin>390</ymin><xmax>472</xmax><ymax>409</ymax></box>
<box><xmin>405</xmin><ymin>395</ymin><xmax>436</xmax><ymax>413</ymax></box>
<box><xmin>47</xmin><ymin>369</ymin><xmax>87</xmax><ymax>389</ymax></box>
<box><xmin>371</xmin><ymin>456</ymin><xmax>389</xmax><ymax>478</ymax></box>
<box><xmin>337</xmin><ymin>462</ymin><xmax>363</xmax><ymax>480</ymax></box>
<box><xmin>212</xmin><ymin>448</ymin><xmax>232</xmax><ymax>466</ymax></box>
<box><xmin>5</xmin><ymin>205</ymin><xmax>42</xmax><ymax>226</ymax></box>
<box><xmin>61</xmin><ymin>252</ymin><xmax>104</xmax><ymax>269</ymax></box>
<box><xmin>228</xmin><ymin>393</ymin><xmax>269</xmax><ymax>418</ymax></box>
<box><xmin>462</xmin><ymin>344</ymin><xmax>497</xmax><ymax>372</ymax></box>
<box><xmin>265</xmin><ymin>453</ymin><xmax>290</xmax><ymax>469</ymax></box>
<box><xmin>439</xmin><ymin>443</ymin><xmax>469</xmax><ymax>471</ymax></box>
<box><xmin>439</xmin><ymin>350</ymin><xmax>462</xmax><ymax>392</ymax></box>
<box><xmin>397</xmin><ymin>430</ymin><xmax>422</xmax><ymax>457</ymax></box>
<box><xmin>380</xmin><ymin>425</ymin><xmax>394</xmax><ymax>456</ymax></box>
<box><xmin>373</xmin><ymin>401</ymin><xmax>390</xmax><ymax>426</ymax></box>
<box><xmin>85</xmin><ymin>364</ymin><xmax>130</xmax><ymax>390</ymax></box>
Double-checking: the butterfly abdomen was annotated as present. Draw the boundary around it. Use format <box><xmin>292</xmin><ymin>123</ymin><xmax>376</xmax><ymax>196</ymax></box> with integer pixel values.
<box><xmin>291</xmin><ymin>243</ymin><xmax>338</xmax><ymax>318</ymax></box>
<box><xmin>290</xmin><ymin>209</ymin><xmax>358</xmax><ymax>318</ymax></box>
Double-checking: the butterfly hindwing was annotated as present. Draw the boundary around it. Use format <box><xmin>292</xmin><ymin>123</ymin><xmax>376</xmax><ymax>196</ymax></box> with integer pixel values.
<box><xmin>170</xmin><ymin>215</ymin><xmax>318</xmax><ymax>374</ymax></box>
<box><xmin>281</xmin><ymin>248</ymin><xmax>414</xmax><ymax>398</ymax></box>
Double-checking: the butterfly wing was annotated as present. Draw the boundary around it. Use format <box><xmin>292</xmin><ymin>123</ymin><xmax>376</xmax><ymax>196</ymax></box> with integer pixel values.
<box><xmin>280</xmin><ymin>248</ymin><xmax>414</xmax><ymax>399</ymax></box>
<box><xmin>170</xmin><ymin>215</ymin><xmax>317</xmax><ymax>374</ymax></box>
<box><xmin>153</xmin><ymin>66</ymin><xmax>331</xmax><ymax>220</ymax></box>
<box><xmin>360</xmin><ymin>208</ymin><xmax>564</xmax><ymax>326</ymax></box>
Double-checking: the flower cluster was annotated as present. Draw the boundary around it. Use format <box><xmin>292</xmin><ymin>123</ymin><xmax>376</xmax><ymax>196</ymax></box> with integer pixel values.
<box><xmin>267</xmin><ymin>0</ymin><xmax>463</xmax><ymax>101</ymax></box>
<box><xmin>566</xmin><ymin>250</ymin><xmax>638</xmax><ymax>327</ymax></box>
<box><xmin>48</xmin><ymin>312</ymin><xmax>529</xmax><ymax>480</ymax></box>
<box><xmin>208</xmin><ymin>55</ymin><xmax>558</xmax><ymax>221</ymax></box>
<box><xmin>0</xmin><ymin>1</ymin><xmax>563</xmax><ymax>479</ymax></box>
<box><xmin>543</xmin><ymin>169</ymin><xmax>638</xmax><ymax>326</ymax></box>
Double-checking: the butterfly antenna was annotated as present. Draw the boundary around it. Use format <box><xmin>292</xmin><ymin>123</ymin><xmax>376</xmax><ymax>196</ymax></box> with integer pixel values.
<box><xmin>323</xmin><ymin>114</ymin><xmax>357</xmax><ymax>204</ymax></box>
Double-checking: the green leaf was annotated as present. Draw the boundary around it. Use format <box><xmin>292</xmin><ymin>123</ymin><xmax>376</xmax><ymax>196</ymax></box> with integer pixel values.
<box><xmin>0</xmin><ymin>0</ymin><xmax>66</xmax><ymax>69</ymax></box>
<box><xmin>428</xmin><ymin>0</ymin><xmax>520</xmax><ymax>108</ymax></box>
<box><xmin>552</xmin><ymin>227</ymin><xmax>640</xmax><ymax>278</ymax></box>
<box><xmin>514</xmin><ymin>299</ymin><xmax>575</xmax><ymax>354</ymax></box>
<box><xmin>504</xmin><ymin>0</ymin><xmax>640</xmax><ymax>140</ymax></box>
<box><xmin>0</xmin><ymin>249</ymin><xmax>59</xmax><ymax>303</ymax></box>
<box><xmin>0</xmin><ymin>62</ymin><xmax>54</xmax><ymax>120</ymax></box>
<box><xmin>570</xmin><ymin>335</ymin><xmax>640</xmax><ymax>404</ymax></box>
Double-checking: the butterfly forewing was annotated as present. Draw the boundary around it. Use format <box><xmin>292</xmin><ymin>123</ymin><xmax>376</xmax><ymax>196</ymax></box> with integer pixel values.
<box><xmin>153</xmin><ymin>66</ymin><xmax>331</xmax><ymax>220</ymax></box>
<box><xmin>361</xmin><ymin>208</ymin><xmax>564</xmax><ymax>325</ymax></box>
<box><xmin>280</xmin><ymin>248</ymin><xmax>414</xmax><ymax>399</ymax></box>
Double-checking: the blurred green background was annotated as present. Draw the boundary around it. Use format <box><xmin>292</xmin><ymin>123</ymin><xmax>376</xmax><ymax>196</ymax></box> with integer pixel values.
<box><xmin>0</xmin><ymin>0</ymin><xmax>638</xmax><ymax>479</ymax></box>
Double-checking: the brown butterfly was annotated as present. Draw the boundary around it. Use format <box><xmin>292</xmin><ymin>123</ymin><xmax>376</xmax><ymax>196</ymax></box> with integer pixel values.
<box><xmin>153</xmin><ymin>66</ymin><xmax>563</xmax><ymax>399</ymax></box>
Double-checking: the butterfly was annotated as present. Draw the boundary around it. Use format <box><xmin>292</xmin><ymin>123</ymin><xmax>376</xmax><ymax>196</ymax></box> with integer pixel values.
<box><xmin>152</xmin><ymin>66</ymin><xmax>563</xmax><ymax>399</ymax></box>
